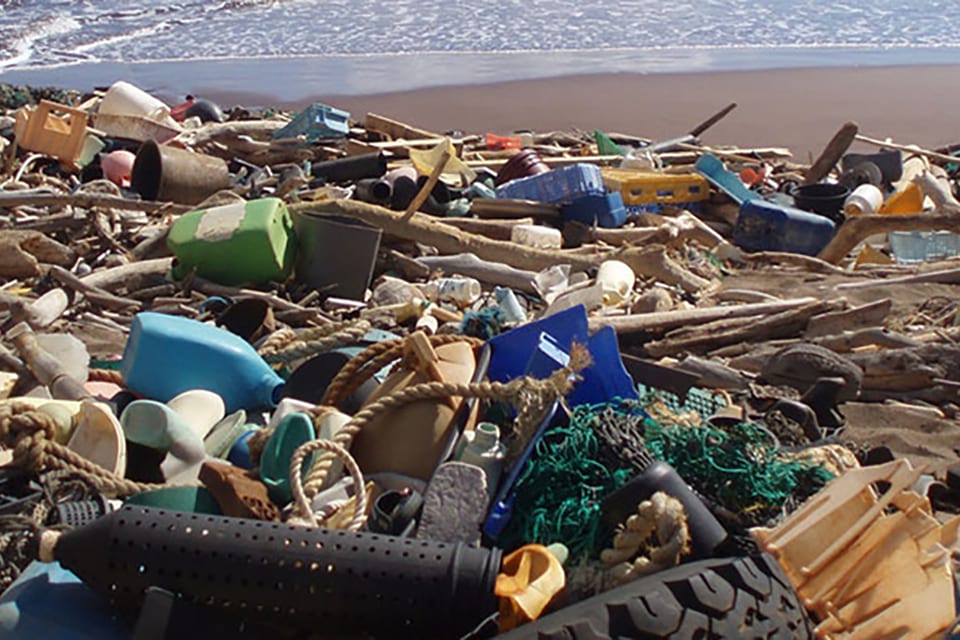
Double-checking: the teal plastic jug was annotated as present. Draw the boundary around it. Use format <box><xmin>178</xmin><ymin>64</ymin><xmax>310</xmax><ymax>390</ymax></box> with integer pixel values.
<box><xmin>121</xmin><ymin>312</ymin><xmax>284</xmax><ymax>413</ymax></box>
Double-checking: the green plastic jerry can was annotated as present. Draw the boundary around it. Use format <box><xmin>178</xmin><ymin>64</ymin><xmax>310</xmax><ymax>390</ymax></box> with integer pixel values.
<box><xmin>168</xmin><ymin>197</ymin><xmax>296</xmax><ymax>285</ymax></box>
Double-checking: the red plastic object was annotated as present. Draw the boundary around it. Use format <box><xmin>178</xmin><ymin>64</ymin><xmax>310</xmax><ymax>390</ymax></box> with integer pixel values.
<box><xmin>486</xmin><ymin>133</ymin><xmax>522</xmax><ymax>151</ymax></box>
<box><xmin>169</xmin><ymin>97</ymin><xmax>195</xmax><ymax>123</ymax></box>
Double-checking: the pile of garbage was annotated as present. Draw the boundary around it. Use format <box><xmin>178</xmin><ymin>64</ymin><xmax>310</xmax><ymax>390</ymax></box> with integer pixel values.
<box><xmin>0</xmin><ymin>80</ymin><xmax>959</xmax><ymax>639</ymax></box>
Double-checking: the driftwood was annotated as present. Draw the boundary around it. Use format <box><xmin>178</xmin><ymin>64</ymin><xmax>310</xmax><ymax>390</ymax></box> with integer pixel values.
<box><xmin>80</xmin><ymin>258</ymin><xmax>173</xmax><ymax>291</ymax></box>
<box><xmin>848</xmin><ymin>344</ymin><xmax>960</xmax><ymax>392</ymax></box>
<box><xmin>363</xmin><ymin>113</ymin><xmax>440</xmax><ymax>141</ymax></box>
<box><xmin>440</xmin><ymin>217</ymin><xmax>536</xmax><ymax>241</ymax></box>
<box><xmin>581</xmin><ymin>212</ymin><xmax>726</xmax><ymax>250</ymax></box>
<box><xmin>835</xmin><ymin>265</ymin><xmax>960</xmax><ymax>291</ymax></box>
<box><xmin>643</xmin><ymin>300</ymin><xmax>838</xmax><ymax>357</ymax></box>
<box><xmin>588</xmin><ymin>297</ymin><xmax>816</xmax><ymax>334</ymax></box>
<box><xmin>0</xmin><ymin>230</ymin><xmax>76</xmax><ymax>278</ymax></box>
<box><xmin>914</xmin><ymin>171</ymin><xmax>960</xmax><ymax>213</ymax></box>
<box><xmin>819</xmin><ymin>214</ymin><xmax>960</xmax><ymax>264</ymax></box>
<box><xmin>713</xmin><ymin>289</ymin><xmax>780</xmax><ymax>303</ymax></box>
<box><xmin>803</xmin><ymin>122</ymin><xmax>858</xmax><ymax>185</ymax></box>
<box><xmin>0</xmin><ymin>288</ymin><xmax>70</xmax><ymax>329</ymax></box>
<box><xmin>414</xmin><ymin>253</ymin><xmax>539</xmax><ymax>293</ymax></box>
<box><xmin>177</xmin><ymin>120</ymin><xmax>288</xmax><ymax>147</ymax></box>
<box><xmin>855</xmin><ymin>134</ymin><xmax>960</xmax><ymax>165</ymax></box>
<box><xmin>738</xmin><ymin>250</ymin><xmax>850</xmax><ymax>276</ymax></box>
<box><xmin>0</xmin><ymin>191</ymin><xmax>190</xmax><ymax>215</ymax></box>
<box><xmin>673</xmin><ymin>355</ymin><xmax>753</xmax><ymax>391</ymax></box>
<box><xmin>470</xmin><ymin>199</ymin><xmax>560</xmax><ymax>220</ymax></box>
<box><xmin>47</xmin><ymin>265</ymin><xmax>143</xmax><ymax>312</ymax></box>
<box><xmin>187</xmin><ymin>276</ymin><xmax>333</xmax><ymax>323</ymax></box>
<box><xmin>805</xmin><ymin>298</ymin><xmax>892</xmax><ymax>337</ymax></box>
<box><xmin>295</xmin><ymin>200</ymin><xmax>712</xmax><ymax>293</ymax></box>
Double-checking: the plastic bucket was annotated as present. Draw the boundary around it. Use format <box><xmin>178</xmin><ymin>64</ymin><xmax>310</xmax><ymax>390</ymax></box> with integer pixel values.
<box><xmin>99</xmin><ymin>81</ymin><xmax>170</xmax><ymax>121</ymax></box>
<box><xmin>291</xmin><ymin>211</ymin><xmax>382</xmax><ymax>300</ymax></box>
<box><xmin>131</xmin><ymin>140</ymin><xmax>231</xmax><ymax>204</ymax></box>
<box><xmin>793</xmin><ymin>182</ymin><xmax>850</xmax><ymax>222</ymax></box>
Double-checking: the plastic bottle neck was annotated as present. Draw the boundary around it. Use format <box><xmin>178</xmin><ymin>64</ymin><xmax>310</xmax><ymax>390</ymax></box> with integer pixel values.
<box><xmin>472</xmin><ymin>422</ymin><xmax>500</xmax><ymax>451</ymax></box>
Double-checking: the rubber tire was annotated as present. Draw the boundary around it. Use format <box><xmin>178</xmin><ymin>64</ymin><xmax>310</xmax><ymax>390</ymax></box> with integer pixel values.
<box><xmin>496</xmin><ymin>554</ymin><xmax>814</xmax><ymax>640</ymax></box>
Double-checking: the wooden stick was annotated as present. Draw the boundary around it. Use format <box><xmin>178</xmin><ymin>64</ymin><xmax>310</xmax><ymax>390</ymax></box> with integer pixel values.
<box><xmin>47</xmin><ymin>265</ymin><xmax>143</xmax><ymax>312</ymax></box>
<box><xmin>818</xmin><ymin>213</ymin><xmax>960</xmax><ymax>264</ymax></box>
<box><xmin>803</xmin><ymin>122</ymin><xmax>858</xmax><ymax>185</ymax></box>
<box><xmin>415</xmin><ymin>253</ymin><xmax>539</xmax><ymax>293</ymax></box>
<box><xmin>292</xmin><ymin>200</ymin><xmax>712</xmax><ymax>293</ymax></box>
<box><xmin>440</xmin><ymin>217</ymin><xmax>536</xmax><ymax>241</ymax></box>
<box><xmin>80</xmin><ymin>258</ymin><xmax>173</xmax><ymax>291</ymax></box>
<box><xmin>0</xmin><ymin>191</ymin><xmax>192</xmax><ymax>214</ymax></box>
<box><xmin>402</xmin><ymin>150</ymin><xmax>450</xmax><ymax>221</ymax></box>
<box><xmin>835</xmin><ymin>265</ymin><xmax>960</xmax><ymax>290</ymax></box>
<box><xmin>855</xmin><ymin>134</ymin><xmax>959</xmax><ymax>165</ymax></box>
<box><xmin>805</xmin><ymin>298</ymin><xmax>891</xmax><ymax>337</ymax></box>
<box><xmin>588</xmin><ymin>297</ymin><xmax>817</xmax><ymax>334</ymax></box>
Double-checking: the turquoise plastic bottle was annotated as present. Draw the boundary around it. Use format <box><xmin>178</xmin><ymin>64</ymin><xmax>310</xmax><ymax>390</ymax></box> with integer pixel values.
<box><xmin>121</xmin><ymin>312</ymin><xmax>284</xmax><ymax>413</ymax></box>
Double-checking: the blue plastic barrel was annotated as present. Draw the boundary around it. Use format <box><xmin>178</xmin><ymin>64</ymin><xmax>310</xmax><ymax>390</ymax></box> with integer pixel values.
<box><xmin>733</xmin><ymin>199</ymin><xmax>836</xmax><ymax>256</ymax></box>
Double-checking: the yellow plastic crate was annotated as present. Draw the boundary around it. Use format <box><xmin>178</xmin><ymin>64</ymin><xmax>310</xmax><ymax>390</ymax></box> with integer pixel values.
<box><xmin>602</xmin><ymin>168</ymin><xmax>709</xmax><ymax>206</ymax></box>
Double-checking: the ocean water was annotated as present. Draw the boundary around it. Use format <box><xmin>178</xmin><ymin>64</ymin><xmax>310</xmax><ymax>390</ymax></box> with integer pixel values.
<box><xmin>2</xmin><ymin>0</ymin><xmax>960</xmax><ymax>100</ymax></box>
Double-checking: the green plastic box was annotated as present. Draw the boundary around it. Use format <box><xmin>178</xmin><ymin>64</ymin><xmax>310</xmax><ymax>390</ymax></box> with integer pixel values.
<box><xmin>168</xmin><ymin>197</ymin><xmax>295</xmax><ymax>285</ymax></box>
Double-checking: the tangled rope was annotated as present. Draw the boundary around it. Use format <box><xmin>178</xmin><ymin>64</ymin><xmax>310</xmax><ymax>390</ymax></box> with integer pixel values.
<box><xmin>288</xmin><ymin>439</ymin><xmax>367</xmax><ymax>531</ymax></box>
<box><xmin>261</xmin><ymin>319</ymin><xmax>372</xmax><ymax>364</ymax></box>
<box><xmin>288</xmin><ymin>348</ymin><xmax>590</xmax><ymax>521</ymax></box>
<box><xmin>87</xmin><ymin>368</ymin><xmax>124</xmax><ymax>385</ymax></box>
<box><xmin>321</xmin><ymin>334</ymin><xmax>484</xmax><ymax>407</ymax></box>
<box><xmin>600</xmin><ymin>492</ymin><xmax>690</xmax><ymax>585</ymax></box>
<box><xmin>0</xmin><ymin>402</ymin><xmax>163</xmax><ymax>497</ymax></box>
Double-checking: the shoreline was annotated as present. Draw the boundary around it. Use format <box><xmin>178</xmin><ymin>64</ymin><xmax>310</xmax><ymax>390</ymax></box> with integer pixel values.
<box><xmin>5</xmin><ymin>63</ymin><xmax>960</xmax><ymax>159</ymax></box>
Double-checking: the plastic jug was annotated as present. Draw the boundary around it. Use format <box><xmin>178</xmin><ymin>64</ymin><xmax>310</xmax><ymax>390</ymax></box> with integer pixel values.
<box><xmin>733</xmin><ymin>199</ymin><xmax>836</xmax><ymax>256</ymax></box>
<box><xmin>168</xmin><ymin>197</ymin><xmax>295</xmax><ymax>286</ymax></box>
<box><xmin>121</xmin><ymin>312</ymin><xmax>284</xmax><ymax>413</ymax></box>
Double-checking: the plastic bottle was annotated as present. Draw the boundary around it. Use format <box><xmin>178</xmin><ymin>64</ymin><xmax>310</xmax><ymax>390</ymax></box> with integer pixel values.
<box><xmin>455</xmin><ymin>422</ymin><xmax>507</xmax><ymax>499</ymax></box>
<box><xmin>419</xmin><ymin>277</ymin><xmax>482</xmax><ymax>305</ymax></box>
<box><xmin>595</xmin><ymin>260</ymin><xmax>636</xmax><ymax>306</ymax></box>
<box><xmin>121</xmin><ymin>312</ymin><xmax>284</xmax><ymax>413</ymax></box>
<box><xmin>843</xmin><ymin>184</ymin><xmax>884</xmax><ymax>216</ymax></box>
<box><xmin>494</xmin><ymin>286</ymin><xmax>527</xmax><ymax>323</ymax></box>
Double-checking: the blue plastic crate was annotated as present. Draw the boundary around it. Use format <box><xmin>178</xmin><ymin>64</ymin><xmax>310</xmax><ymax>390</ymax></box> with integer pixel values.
<box><xmin>890</xmin><ymin>230</ymin><xmax>960</xmax><ymax>263</ymax></box>
<box><xmin>495</xmin><ymin>163</ymin><xmax>605</xmax><ymax>205</ymax></box>
<box><xmin>561</xmin><ymin>191</ymin><xmax>627</xmax><ymax>228</ymax></box>
<box><xmin>273</xmin><ymin>103</ymin><xmax>350</xmax><ymax>141</ymax></box>
<box><xmin>625</xmin><ymin>201</ymin><xmax>703</xmax><ymax>215</ymax></box>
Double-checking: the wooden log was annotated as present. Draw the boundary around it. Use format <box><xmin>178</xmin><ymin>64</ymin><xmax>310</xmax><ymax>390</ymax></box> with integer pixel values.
<box><xmin>643</xmin><ymin>300</ymin><xmax>836</xmax><ymax>357</ymax></box>
<box><xmin>855</xmin><ymin>134</ymin><xmax>960</xmax><ymax>165</ymax></box>
<box><xmin>674</xmin><ymin>355</ymin><xmax>753</xmax><ymax>391</ymax></box>
<box><xmin>0</xmin><ymin>230</ymin><xmax>76</xmax><ymax>278</ymax></box>
<box><xmin>80</xmin><ymin>258</ymin><xmax>173</xmax><ymax>291</ymax></box>
<box><xmin>738</xmin><ymin>250</ymin><xmax>851</xmax><ymax>276</ymax></box>
<box><xmin>188</xmin><ymin>277</ymin><xmax>334</xmax><ymax>322</ymax></box>
<box><xmin>588</xmin><ymin>297</ymin><xmax>817</xmax><ymax>334</ymax></box>
<box><xmin>835</xmin><ymin>265</ymin><xmax>960</xmax><ymax>290</ymax></box>
<box><xmin>177</xmin><ymin>119</ymin><xmax>288</xmax><ymax>146</ymax></box>
<box><xmin>414</xmin><ymin>253</ymin><xmax>539</xmax><ymax>293</ymax></box>
<box><xmin>805</xmin><ymin>298</ymin><xmax>892</xmax><ymax>337</ymax></box>
<box><xmin>803</xmin><ymin>122</ymin><xmax>858</xmax><ymax>185</ymax></box>
<box><xmin>470</xmin><ymin>199</ymin><xmax>560</xmax><ymax>219</ymax></box>
<box><xmin>848</xmin><ymin>344</ymin><xmax>960</xmax><ymax>391</ymax></box>
<box><xmin>818</xmin><ymin>213</ymin><xmax>960</xmax><ymax>264</ymax></box>
<box><xmin>363</xmin><ymin>113</ymin><xmax>440</xmax><ymax>141</ymax></box>
<box><xmin>294</xmin><ymin>200</ymin><xmax>712</xmax><ymax>293</ymax></box>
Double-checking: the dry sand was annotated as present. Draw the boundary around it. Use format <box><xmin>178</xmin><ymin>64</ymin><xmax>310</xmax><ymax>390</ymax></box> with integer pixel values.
<box><xmin>293</xmin><ymin>65</ymin><xmax>960</xmax><ymax>160</ymax></box>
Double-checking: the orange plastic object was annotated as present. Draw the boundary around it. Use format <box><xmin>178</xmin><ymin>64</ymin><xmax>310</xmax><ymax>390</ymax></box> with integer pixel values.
<box><xmin>486</xmin><ymin>133</ymin><xmax>522</xmax><ymax>151</ymax></box>
<box><xmin>495</xmin><ymin>544</ymin><xmax>566</xmax><ymax>631</ymax></box>
<box><xmin>13</xmin><ymin>100</ymin><xmax>89</xmax><ymax>167</ymax></box>
<box><xmin>878</xmin><ymin>182</ymin><xmax>924</xmax><ymax>215</ymax></box>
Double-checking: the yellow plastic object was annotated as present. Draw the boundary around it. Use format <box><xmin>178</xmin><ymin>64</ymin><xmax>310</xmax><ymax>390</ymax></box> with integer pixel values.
<box><xmin>13</xmin><ymin>100</ymin><xmax>89</xmax><ymax>167</ymax></box>
<box><xmin>409</xmin><ymin>137</ymin><xmax>476</xmax><ymax>184</ymax></box>
<box><xmin>752</xmin><ymin>460</ymin><xmax>958</xmax><ymax>640</ymax></box>
<box><xmin>878</xmin><ymin>182</ymin><xmax>924</xmax><ymax>215</ymax></box>
<box><xmin>601</xmin><ymin>168</ymin><xmax>709</xmax><ymax>206</ymax></box>
<box><xmin>495</xmin><ymin>544</ymin><xmax>566</xmax><ymax>631</ymax></box>
<box><xmin>854</xmin><ymin>244</ymin><xmax>893</xmax><ymax>268</ymax></box>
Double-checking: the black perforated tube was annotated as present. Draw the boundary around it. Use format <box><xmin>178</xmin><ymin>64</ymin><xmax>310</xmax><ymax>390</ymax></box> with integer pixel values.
<box><xmin>53</xmin><ymin>505</ymin><xmax>502</xmax><ymax>638</ymax></box>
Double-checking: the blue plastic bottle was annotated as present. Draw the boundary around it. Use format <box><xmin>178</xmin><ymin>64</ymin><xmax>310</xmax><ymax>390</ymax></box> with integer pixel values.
<box><xmin>121</xmin><ymin>312</ymin><xmax>284</xmax><ymax>413</ymax></box>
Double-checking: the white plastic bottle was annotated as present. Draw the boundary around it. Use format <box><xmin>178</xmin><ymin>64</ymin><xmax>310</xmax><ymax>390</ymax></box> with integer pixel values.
<box><xmin>455</xmin><ymin>422</ymin><xmax>507</xmax><ymax>499</ymax></box>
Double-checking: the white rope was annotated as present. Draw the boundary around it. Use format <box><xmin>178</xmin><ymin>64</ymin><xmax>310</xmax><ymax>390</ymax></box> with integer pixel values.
<box><xmin>288</xmin><ymin>439</ymin><xmax>367</xmax><ymax>531</ymax></box>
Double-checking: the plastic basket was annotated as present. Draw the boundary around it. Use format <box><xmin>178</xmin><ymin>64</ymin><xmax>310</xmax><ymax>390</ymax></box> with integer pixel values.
<box><xmin>602</xmin><ymin>168</ymin><xmax>708</xmax><ymax>206</ymax></box>
<box><xmin>495</xmin><ymin>163</ymin><xmax>605</xmax><ymax>205</ymax></box>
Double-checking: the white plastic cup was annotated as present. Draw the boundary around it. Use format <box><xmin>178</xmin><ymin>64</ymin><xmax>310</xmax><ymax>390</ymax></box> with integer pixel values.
<box><xmin>99</xmin><ymin>81</ymin><xmax>171</xmax><ymax>121</ymax></box>
<box><xmin>596</xmin><ymin>259</ymin><xmax>636</xmax><ymax>306</ymax></box>
<box><xmin>844</xmin><ymin>184</ymin><xmax>884</xmax><ymax>216</ymax></box>
<box><xmin>511</xmin><ymin>224</ymin><xmax>562</xmax><ymax>249</ymax></box>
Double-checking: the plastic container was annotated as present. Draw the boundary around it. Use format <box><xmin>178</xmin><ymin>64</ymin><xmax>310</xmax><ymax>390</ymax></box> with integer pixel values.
<box><xmin>13</xmin><ymin>100</ymin><xmax>88</xmax><ymax>167</ymax></box>
<box><xmin>291</xmin><ymin>211</ymin><xmax>382</xmax><ymax>300</ymax></box>
<box><xmin>879</xmin><ymin>182</ymin><xmax>924</xmax><ymax>215</ymax></box>
<box><xmin>890</xmin><ymin>231</ymin><xmax>960</xmax><ymax>263</ymax></box>
<box><xmin>494</xmin><ymin>149</ymin><xmax>550</xmax><ymax>186</ymax></box>
<box><xmin>121</xmin><ymin>312</ymin><xmax>285</xmax><ymax>413</ymax></box>
<box><xmin>131</xmin><ymin>140</ymin><xmax>231</xmax><ymax>205</ymax></box>
<box><xmin>601</xmin><ymin>168</ymin><xmax>708</xmax><ymax>207</ymax></box>
<box><xmin>421</xmin><ymin>277</ymin><xmax>483</xmax><ymax>305</ymax></box>
<box><xmin>733</xmin><ymin>199</ymin><xmax>836</xmax><ymax>256</ymax></box>
<box><xmin>496</xmin><ymin>163</ymin><xmax>605</xmax><ymax>205</ymax></box>
<box><xmin>595</xmin><ymin>259</ymin><xmax>635</xmax><ymax>306</ymax></box>
<box><xmin>495</xmin><ymin>286</ymin><xmax>527</xmax><ymax>323</ymax></box>
<box><xmin>454</xmin><ymin>422</ymin><xmax>507</xmax><ymax>499</ymax></box>
<box><xmin>99</xmin><ymin>81</ymin><xmax>170</xmax><ymax>121</ymax></box>
<box><xmin>843</xmin><ymin>183</ymin><xmax>883</xmax><ymax>216</ymax></box>
<box><xmin>792</xmin><ymin>182</ymin><xmax>850</xmax><ymax>222</ymax></box>
<box><xmin>560</xmin><ymin>191</ymin><xmax>628</xmax><ymax>228</ymax></box>
<box><xmin>311</xmin><ymin>152</ymin><xmax>387</xmax><ymax>183</ymax></box>
<box><xmin>273</xmin><ymin>103</ymin><xmax>349</xmax><ymax>141</ymax></box>
<box><xmin>510</xmin><ymin>224</ymin><xmax>562</xmax><ymax>249</ymax></box>
<box><xmin>168</xmin><ymin>197</ymin><xmax>295</xmax><ymax>285</ymax></box>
